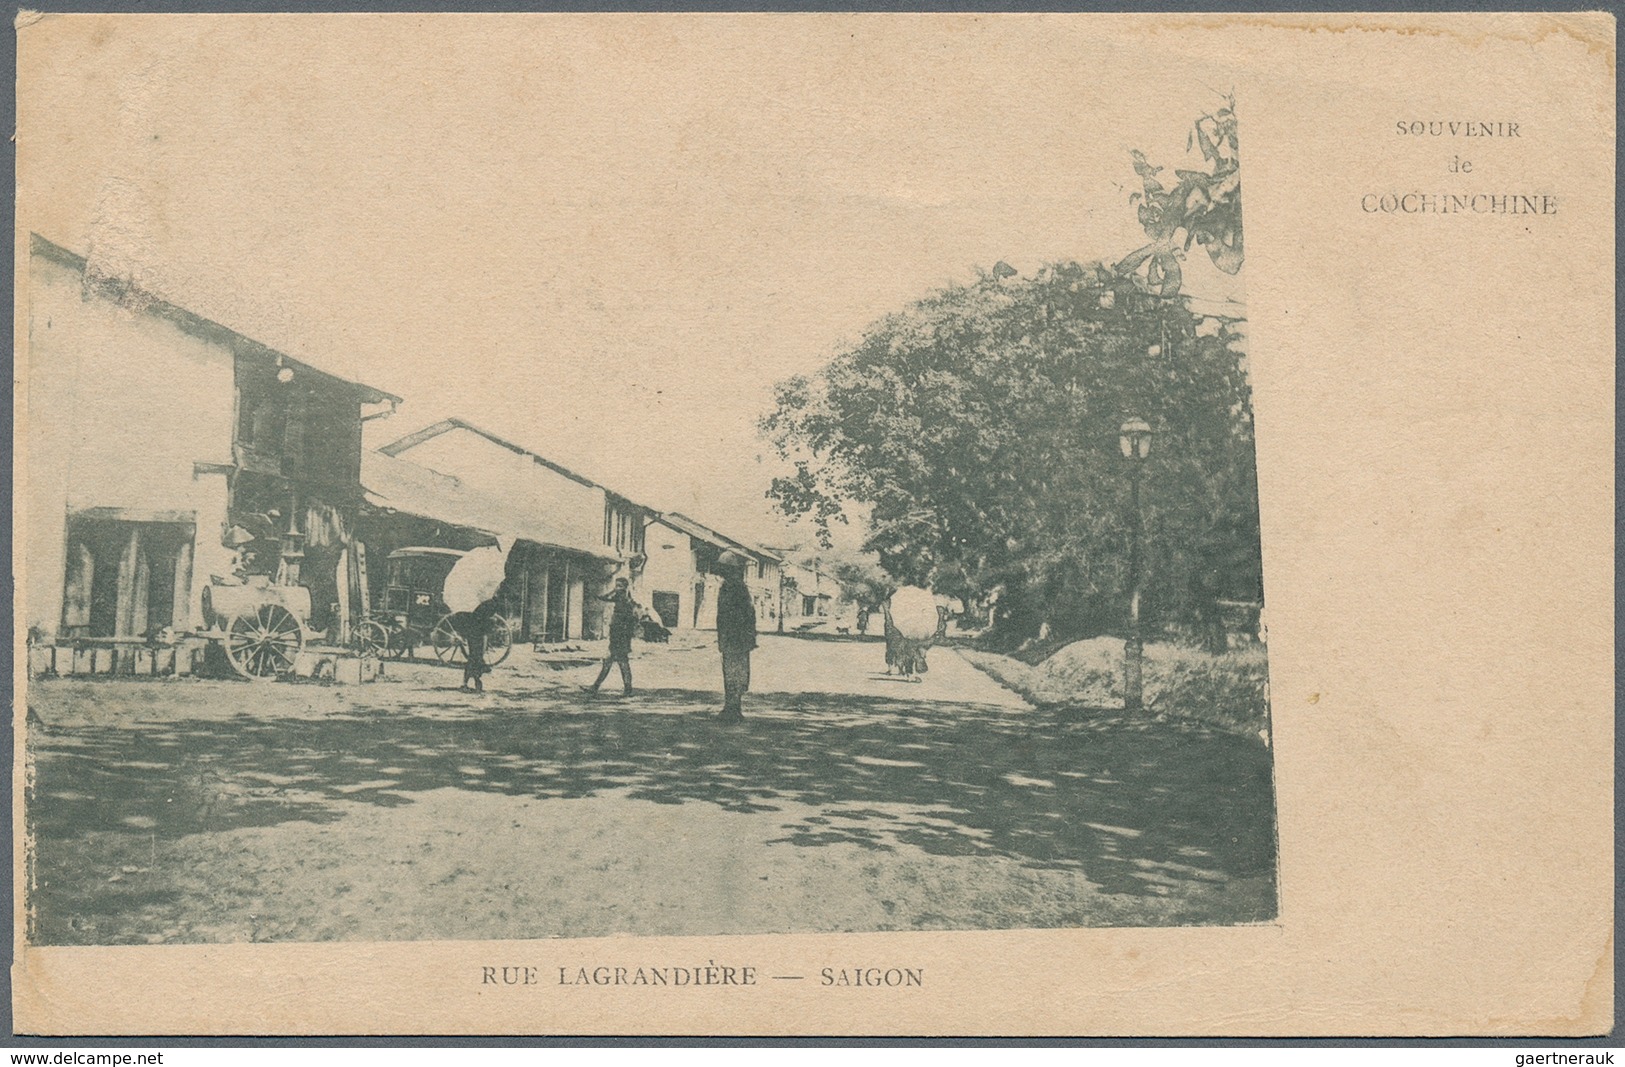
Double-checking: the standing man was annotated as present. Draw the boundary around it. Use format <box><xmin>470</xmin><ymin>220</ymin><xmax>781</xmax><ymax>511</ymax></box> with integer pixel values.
<box><xmin>587</xmin><ymin>576</ymin><xmax>636</xmax><ymax>695</ymax></box>
<box><xmin>715</xmin><ymin>552</ymin><xmax>757</xmax><ymax>722</ymax></box>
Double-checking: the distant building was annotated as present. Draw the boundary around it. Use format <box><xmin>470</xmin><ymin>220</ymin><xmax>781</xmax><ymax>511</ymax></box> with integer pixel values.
<box><xmin>648</xmin><ymin>513</ymin><xmax>782</xmax><ymax>632</ymax></box>
<box><xmin>776</xmin><ymin>558</ymin><xmax>835</xmax><ymax>628</ymax></box>
<box><xmin>357</xmin><ymin>450</ymin><xmax>622</xmax><ymax>643</ymax></box>
<box><xmin>24</xmin><ymin>234</ymin><xmax>399</xmax><ymax>655</ymax></box>
<box><xmin>23</xmin><ymin>232</ymin><xmax>794</xmax><ymax>665</ymax></box>
<box><xmin>766</xmin><ymin>553</ymin><xmax>866</xmax><ymax>633</ymax></box>
<box><xmin>378</xmin><ymin>418</ymin><xmax>786</xmax><ymax>639</ymax></box>
<box><xmin>377</xmin><ymin>418</ymin><xmax>649</xmax><ymax>642</ymax></box>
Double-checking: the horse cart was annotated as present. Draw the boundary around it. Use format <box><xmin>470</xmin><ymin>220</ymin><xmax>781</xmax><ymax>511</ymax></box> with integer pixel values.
<box><xmin>350</xmin><ymin>546</ymin><xmax>513</xmax><ymax>666</ymax></box>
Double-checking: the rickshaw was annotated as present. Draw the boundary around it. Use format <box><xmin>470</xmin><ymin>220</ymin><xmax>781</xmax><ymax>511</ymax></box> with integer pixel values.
<box><xmin>351</xmin><ymin>546</ymin><xmax>514</xmax><ymax>666</ymax></box>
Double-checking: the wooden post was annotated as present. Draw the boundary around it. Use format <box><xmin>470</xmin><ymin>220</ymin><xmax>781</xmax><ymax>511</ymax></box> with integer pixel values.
<box><xmin>172</xmin><ymin>537</ymin><xmax>194</xmax><ymax>631</ymax></box>
<box><xmin>563</xmin><ymin>557</ymin><xmax>573</xmax><ymax>640</ymax></box>
<box><xmin>335</xmin><ymin>548</ymin><xmax>351</xmax><ymax>644</ymax></box>
<box><xmin>515</xmin><ymin>562</ymin><xmax>529</xmax><ymax>642</ymax></box>
<box><xmin>131</xmin><ymin>550</ymin><xmax>151</xmax><ymax>647</ymax></box>
<box><xmin>1125</xmin><ymin>460</ymin><xmax>1145</xmax><ymax>713</ymax></box>
<box><xmin>63</xmin><ymin>541</ymin><xmax>94</xmax><ymax>631</ymax></box>
<box><xmin>115</xmin><ymin>527</ymin><xmax>142</xmax><ymax>637</ymax></box>
<box><xmin>538</xmin><ymin>562</ymin><xmax>551</xmax><ymax>643</ymax></box>
<box><xmin>355</xmin><ymin>541</ymin><xmax>371</xmax><ymax>616</ymax></box>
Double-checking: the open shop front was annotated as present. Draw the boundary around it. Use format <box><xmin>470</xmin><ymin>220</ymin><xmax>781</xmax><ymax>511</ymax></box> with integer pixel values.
<box><xmin>358</xmin><ymin>451</ymin><xmax>624</xmax><ymax>647</ymax></box>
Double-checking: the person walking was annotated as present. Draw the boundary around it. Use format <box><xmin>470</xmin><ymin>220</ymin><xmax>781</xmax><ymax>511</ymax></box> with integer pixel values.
<box><xmin>715</xmin><ymin>553</ymin><xmax>757</xmax><ymax>722</ymax></box>
<box><xmin>587</xmin><ymin>576</ymin><xmax>636</xmax><ymax>695</ymax></box>
<box><xmin>881</xmin><ymin>590</ymin><xmax>932</xmax><ymax>681</ymax></box>
<box><xmin>455</xmin><ymin>596</ymin><xmax>499</xmax><ymax>693</ymax></box>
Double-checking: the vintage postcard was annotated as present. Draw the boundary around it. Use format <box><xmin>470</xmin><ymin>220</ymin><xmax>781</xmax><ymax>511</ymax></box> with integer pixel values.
<box><xmin>11</xmin><ymin>12</ymin><xmax>1613</xmax><ymax>1036</ymax></box>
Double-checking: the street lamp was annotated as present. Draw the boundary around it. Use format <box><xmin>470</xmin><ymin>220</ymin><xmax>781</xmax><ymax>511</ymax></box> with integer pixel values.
<box><xmin>1119</xmin><ymin>418</ymin><xmax>1154</xmax><ymax>712</ymax></box>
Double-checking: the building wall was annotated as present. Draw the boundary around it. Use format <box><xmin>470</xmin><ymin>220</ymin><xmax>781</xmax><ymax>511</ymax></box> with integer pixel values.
<box><xmin>779</xmin><ymin>563</ymin><xmax>818</xmax><ymax>619</ymax></box>
<box><xmin>747</xmin><ymin>559</ymin><xmax>782</xmax><ymax>631</ymax></box>
<box><xmin>693</xmin><ymin>572</ymin><xmax>722</xmax><ymax>630</ymax></box>
<box><xmin>639</xmin><ymin>520</ymin><xmax>696</xmax><ymax>630</ymax></box>
<box><xmin>637</xmin><ymin>521</ymin><xmax>775</xmax><ymax>633</ymax></box>
<box><xmin>635</xmin><ymin>544</ymin><xmax>781</xmax><ymax>633</ymax></box>
<box><xmin>400</xmin><ymin>430</ymin><xmax>607</xmax><ymax>551</ymax></box>
<box><xmin>25</xmin><ymin>251</ymin><xmax>237</xmax><ymax>637</ymax></box>
<box><xmin>634</xmin><ymin>522</ymin><xmax>787</xmax><ymax>634</ymax></box>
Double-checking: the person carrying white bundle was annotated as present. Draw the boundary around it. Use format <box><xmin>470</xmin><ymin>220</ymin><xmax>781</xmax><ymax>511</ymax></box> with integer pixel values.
<box><xmin>882</xmin><ymin>586</ymin><xmax>940</xmax><ymax>682</ymax></box>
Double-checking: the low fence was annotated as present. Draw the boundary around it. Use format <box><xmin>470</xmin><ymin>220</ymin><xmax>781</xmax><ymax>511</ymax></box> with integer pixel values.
<box><xmin>28</xmin><ymin>637</ymin><xmax>209</xmax><ymax>679</ymax></box>
<box><xmin>27</xmin><ymin>637</ymin><xmax>381</xmax><ymax>684</ymax></box>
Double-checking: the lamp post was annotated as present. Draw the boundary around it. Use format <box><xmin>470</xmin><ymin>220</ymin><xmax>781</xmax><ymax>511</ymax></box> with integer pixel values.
<box><xmin>1119</xmin><ymin>418</ymin><xmax>1154</xmax><ymax>712</ymax></box>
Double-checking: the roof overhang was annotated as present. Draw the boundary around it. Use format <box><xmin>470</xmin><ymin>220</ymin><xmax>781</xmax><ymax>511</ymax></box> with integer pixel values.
<box><xmin>361</xmin><ymin>451</ymin><xmax>620</xmax><ymax>562</ymax></box>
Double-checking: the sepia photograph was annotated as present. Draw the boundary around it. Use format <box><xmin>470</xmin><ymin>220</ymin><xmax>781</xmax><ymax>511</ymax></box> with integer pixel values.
<box><xmin>18</xmin><ymin>14</ymin><xmax>1273</xmax><ymax>949</ymax></box>
<box><xmin>12</xmin><ymin>11</ymin><xmax>1612</xmax><ymax>1039</ymax></box>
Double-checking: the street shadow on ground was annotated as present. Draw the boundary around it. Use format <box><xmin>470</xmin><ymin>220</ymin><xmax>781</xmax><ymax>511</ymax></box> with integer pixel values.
<box><xmin>28</xmin><ymin>684</ymin><xmax>1277</xmax><ymax>937</ymax></box>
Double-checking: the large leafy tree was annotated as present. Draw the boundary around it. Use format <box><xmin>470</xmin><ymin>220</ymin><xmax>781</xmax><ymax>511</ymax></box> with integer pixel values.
<box><xmin>762</xmin><ymin>265</ymin><xmax>1259</xmax><ymax>642</ymax></box>
<box><xmin>762</xmin><ymin>100</ymin><xmax>1258</xmax><ymax>644</ymax></box>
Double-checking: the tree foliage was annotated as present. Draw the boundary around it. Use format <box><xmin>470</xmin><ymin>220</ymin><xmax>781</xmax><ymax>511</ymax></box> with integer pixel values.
<box><xmin>1117</xmin><ymin>96</ymin><xmax>1242</xmax><ymax>296</ymax></box>
<box><xmin>823</xmin><ymin>553</ymin><xmax>894</xmax><ymax>611</ymax></box>
<box><xmin>762</xmin><ymin>266</ymin><xmax>1260</xmax><ymax>642</ymax></box>
<box><xmin>760</xmin><ymin>98</ymin><xmax>1258</xmax><ymax>643</ymax></box>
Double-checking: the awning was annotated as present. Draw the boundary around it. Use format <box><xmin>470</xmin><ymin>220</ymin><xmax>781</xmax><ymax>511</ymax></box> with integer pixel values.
<box><xmin>361</xmin><ymin>451</ymin><xmax>619</xmax><ymax>562</ymax></box>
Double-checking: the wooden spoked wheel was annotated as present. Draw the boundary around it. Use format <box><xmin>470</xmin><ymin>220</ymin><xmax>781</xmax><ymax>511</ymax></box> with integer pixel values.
<box><xmin>486</xmin><ymin>616</ymin><xmax>513</xmax><ymax>666</ymax></box>
<box><xmin>350</xmin><ymin>619</ymin><xmax>391</xmax><ymax>659</ymax></box>
<box><xmin>225</xmin><ymin>605</ymin><xmax>304</xmax><ymax>680</ymax></box>
<box><xmin>431</xmin><ymin>615</ymin><xmax>465</xmax><ymax>664</ymax></box>
<box><xmin>432</xmin><ymin>614</ymin><xmax>513</xmax><ymax>667</ymax></box>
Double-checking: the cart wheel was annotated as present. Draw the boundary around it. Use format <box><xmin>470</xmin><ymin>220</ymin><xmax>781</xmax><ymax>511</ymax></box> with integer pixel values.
<box><xmin>385</xmin><ymin>621</ymin><xmax>411</xmax><ymax>660</ymax></box>
<box><xmin>351</xmin><ymin>619</ymin><xmax>390</xmax><ymax>659</ymax></box>
<box><xmin>431</xmin><ymin>614</ymin><xmax>466</xmax><ymax>665</ymax></box>
<box><xmin>387</xmin><ymin>633</ymin><xmax>411</xmax><ymax>659</ymax></box>
<box><xmin>486</xmin><ymin>615</ymin><xmax>513</xmax><ymax>666</ymax></box>
<box><xmin>225</xmin><ymin>605</ymin><xmax>304</xmax><ymax>680</ymax></box>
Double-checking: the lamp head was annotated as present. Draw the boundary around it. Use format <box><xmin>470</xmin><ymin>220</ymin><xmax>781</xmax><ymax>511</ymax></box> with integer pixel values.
<box><xmin>1119</xmin><ymin>418</ymin><xmax>1154</xmax><ymax>460</ymax></box>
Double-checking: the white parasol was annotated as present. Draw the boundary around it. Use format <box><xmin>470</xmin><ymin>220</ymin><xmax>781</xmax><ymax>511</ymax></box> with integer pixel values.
<box><xmin>888</xmin><ymin>586</ymin><xmax>940</xmax><ymax>641</ymax></box>
<box><xmin>442</xmin><ymin>542</ymin><xmax>511</xmax><ymax>614</ymax></box>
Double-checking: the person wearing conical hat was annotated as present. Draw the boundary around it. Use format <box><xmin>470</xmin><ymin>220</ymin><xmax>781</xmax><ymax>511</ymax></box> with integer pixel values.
<box><xmin>715</xmin><ymin>551</ymin><xmax>757</xmax><ymax>722</ymax></box>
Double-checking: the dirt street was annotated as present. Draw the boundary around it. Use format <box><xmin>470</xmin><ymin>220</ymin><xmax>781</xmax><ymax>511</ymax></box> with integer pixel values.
<box><xmin>24</xmin><ymin>633</ymin><xmax>1277</xmax><ymax>944</ymax></box>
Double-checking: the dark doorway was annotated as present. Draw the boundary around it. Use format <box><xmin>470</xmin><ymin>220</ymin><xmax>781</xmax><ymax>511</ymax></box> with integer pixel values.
<box><xmin>62</xmin><ymin>516</ymin><xmax>195</xmax><ymax>639</ymax></box>
<box><xmin>544</xmin><ymin>559</ymin><xmax>571</xmax><ymax>642</ymax></box>
<box><xmin>651</xmin><ymin>591</ymin><xmax>680</xmax><ymax>629</ymax></box>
